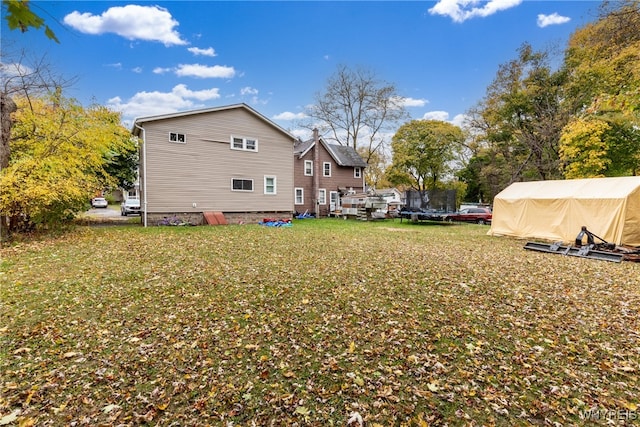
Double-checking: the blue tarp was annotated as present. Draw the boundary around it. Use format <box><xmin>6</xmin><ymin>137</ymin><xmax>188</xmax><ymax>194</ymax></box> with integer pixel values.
<box><xmin>259</xmin><ymin>219</ymin><xmax>293</xmax><ymax>227</ymax></box>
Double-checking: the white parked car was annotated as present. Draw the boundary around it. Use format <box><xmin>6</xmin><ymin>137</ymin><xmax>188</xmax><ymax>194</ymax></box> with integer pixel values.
<box><xmin>91</xmin><ymin>197</ymin><xmax>108</xmax><ymax>208</ymax></box>
<box><xmin>121</xmin><ymin>199</ymin><xmax>141</xmax><ymax>216</ymax></box>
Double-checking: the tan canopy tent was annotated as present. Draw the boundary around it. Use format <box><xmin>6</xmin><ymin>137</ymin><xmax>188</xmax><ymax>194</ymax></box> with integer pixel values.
<box><xmin>488</xmin><ymin>177</ymin><xmax>640</xmax><ymax>246</ymax></box>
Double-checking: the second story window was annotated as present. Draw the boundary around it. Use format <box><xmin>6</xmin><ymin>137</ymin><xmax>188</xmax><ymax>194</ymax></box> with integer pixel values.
<box><xmin>354</xmin><ymin>167</ymin><xmax>362</xmax><ymax>178</ymax></box>
<box><xmin>231</xmin><ymin>136</ymin><xmax>258</xmax><ymax>152</ymax></box>
<box><xmin>304</xmin><ymin>160</ymin><xmax>313</xmax><ymax>176</ymax></box>
<box><xmin>170</xmin><ymin>132</ymin><xmax>186</xmax><ymax>143</ymax></box>
<box><xmin>323</xmin><ymin>162</ymin><xmax>331</xmax><ymax>177</ymax></box>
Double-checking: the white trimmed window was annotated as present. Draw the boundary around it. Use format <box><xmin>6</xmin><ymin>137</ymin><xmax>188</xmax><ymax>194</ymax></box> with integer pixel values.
<box><xmin>318</xmin><ymin>189</ymin><xmax>326</xmax><ymax>205</ymax></box>
<box><xmin>304</xmin><ymin>160</ymin><xmax>313</xmax><ymax>176</ymax></box>
<box><xmin>231</xmin><ymin>178</ymin><xmax>253</xmax><ymax>191</ymax></box>
<box><xmin>354</xmin><ymin>167</ymin><xmax>362</xmax><ymax>178</ymax></box>
<box><xmin>295</xmin><ymin>188</ymin><xmax>304</xmax><ymax>205</ymax></box>
<box><xmin>323</xmin><ymin>162</ymin><xmax>331</xmax><ymax>177</ymax></box>
<box><xmin>264</xmin><ymin>176</ymin><xmax>277</xmax><ymax>195</ymax></box>
<box><xmin>170</xmin><ymin>132</ymin><xmax>186</xmax><ymax>143</ymax></box>
<box><xmin>231</xmin><ymin>136</ymin><xmax>258</xmax><ymax>152</ymax></box>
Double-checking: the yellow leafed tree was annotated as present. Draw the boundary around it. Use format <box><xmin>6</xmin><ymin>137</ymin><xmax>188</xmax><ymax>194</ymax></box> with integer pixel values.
<box><xmin>0</xmin><ymin>92</ymin><xmax>132</xmax><ymax>233</ymax></box>
<box><xmin>559</xmin><ymin>1</ymin><xmax>640</xmax><ymax>177</ymax></box>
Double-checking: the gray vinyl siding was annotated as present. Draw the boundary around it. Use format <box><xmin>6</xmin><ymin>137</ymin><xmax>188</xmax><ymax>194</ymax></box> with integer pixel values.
<box><xmin>141</xmin><ymin>108</ymin><xmax>294</xmax><ymax>213</ymax></box>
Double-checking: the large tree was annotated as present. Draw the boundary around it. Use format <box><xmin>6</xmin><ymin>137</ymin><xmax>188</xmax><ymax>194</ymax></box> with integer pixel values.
<box><xmin>386</xmin><ymin>120</ymin><xmax>464</xmax><ymax>208</ymax></box>
<box><xmin>464</xmin><ymin>43</ymin><xmax>568</xmax><ymax>199</ymax></box>
<box><xmin>304</xmin><ymin>65</ymin><xmax>408</xmax><ymax>163</ymax></box>
<box><xmin>1</xmin><ymin>49</ymin><xmax>76</xmax><ymax>238</ymax></box>
<box><xmin>358</xmin><ymin>147</ymin><xmax>392</xmax><ymax>189</ymax></box>
<box><xmin>559</xmin><ymin>0</ymin><xmax>640</xmax><ymax>177</ymax></box>
<box><xmin>463</xmin><ymin>1</ymin><xmax>640</xmax><ymax>197</ymax></box>
<box><xmin>0</xmin><ymin>92</ymin><xmax>133</xmax><ymax>233</ymax></box>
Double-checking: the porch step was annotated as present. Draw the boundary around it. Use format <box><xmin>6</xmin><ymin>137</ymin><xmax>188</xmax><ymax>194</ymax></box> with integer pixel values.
<box><xmin>203</xmin><ymin>211</ymin><xmax>227</xmax><ymax>225</ymax></box>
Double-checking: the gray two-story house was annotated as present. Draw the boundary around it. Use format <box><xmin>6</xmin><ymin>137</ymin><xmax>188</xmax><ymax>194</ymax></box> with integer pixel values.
<box><xmin>132</xmin><ymin>104</ymin><xmax>297</xmax><ymax>225</ymax></box>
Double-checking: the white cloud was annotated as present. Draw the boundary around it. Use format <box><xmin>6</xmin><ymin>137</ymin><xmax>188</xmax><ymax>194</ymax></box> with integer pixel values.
<box><xmin>63</xmin><ymin>5</ymin><xmax>187</xmax><ymax>46</ymax></box>
<box><xmin>106</xmin><ymin>62</ymin><xmax>122</xmax><ymax>69</ymax></box>
<box><xmin>422</xmin><ymin>111</ymin><xmax>450</xmax><ymax>121</ymax></box>
<box><xmin>188</xmin><ymin>46</ymin><xmax>217</xmax><ymax>57</ymax></box>
<box><xmin>153</xmin><ymin>67</ymin><xmax>172</xmax><ymax>74</ymax></box>
<box><xmin>395</xmin><ymin>96</ymin><xmax>428</xmax><ymax>108</ymax></box>
<box><xmin>172</xmin><ymin>84</ymin><xmax>221</xmax><ymax>101</ymax></box>
<box><xmin>290</xmin><ymin>128</ymin><xmax>312</xmax><ymax>140</ymax></box>
<box><xmin>451</xmin><ymin>113</ymin><xmax>469</xmax><ymax>128</ymax></box>
<box><xmin>537</xmin><ymin>13</ymin><xmax>570</xmax><ymax>28</ymax></box>
<box><xmin>107</xmin><ymin>84</ymin><xmax>221</xmax><ymax>122</ymax></box>
<box><xmin>238</xmin><ymin>87</ymin><xmax>268</xmax><ymax>105</ymax></box>
<box><xmin>429</xmin><ymin>0</ymin><xmax>523</xmax><ymax>23</ymax></box>
<box><xmin>273</xmin><ymin>111</ymin><xmax>308</xmax><ymax>120</ymax></box>
<box><xmin>240</xmin><ymin>86</ymin><xmax>258</xmax><ymax>96</ymax></box>
<box><xmin>421</xmin><ymin>111</ymin><xmax>469</xmax><ymax>128</ymax></box>
<box><xmin>0</xmin><ymin>62</ymin><xmax>33</xmax><ymax>79</ymax></box>
<box><xmin>175</xmin><ymin>64</ymin><xmax>236</xmax><ymax>78</ymax></box>
<box><xmin>132</xmin><ymin>67</ymin><xmax>143</xmax><ymax>74</ymax></box>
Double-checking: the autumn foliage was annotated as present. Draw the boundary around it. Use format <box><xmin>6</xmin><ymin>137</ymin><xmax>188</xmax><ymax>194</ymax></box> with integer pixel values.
<box><xmin>0</xmin><ymin>94</ymin><xmax>133</xmax><ymax>233</ymax></box>
<box><xmin>1</xmin><ymin>220</ymin><xmax>638</xmax><ymax>425</ymax></box>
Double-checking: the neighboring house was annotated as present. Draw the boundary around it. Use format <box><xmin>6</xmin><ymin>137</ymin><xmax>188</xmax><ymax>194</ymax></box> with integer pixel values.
<box><xmin>293</xmin><ymin>131</ymin><xmax>368</xmax><ymax>216</ymax></box>
<box><xmin>132</xmin><ymin>104</ymin><xmax>297</xmax><ymax>225</ymax></box>
<box><xmin>123</xmin><ymin>180</ymin><xmax>140</xmax><ymax>201</ymax></box>
<box><xmin>371</xmin><ymin>187</ymin><xmax>403</xmax><ymax>205</ymax></box>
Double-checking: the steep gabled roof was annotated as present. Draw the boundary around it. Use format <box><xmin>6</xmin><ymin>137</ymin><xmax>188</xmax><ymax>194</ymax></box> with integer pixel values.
<box><xmin>324</xmin><ymin>143</ymin><xmax>368</xmax><ymax>168</ymax></box>
<box><xmin>295</xmin><ymin>137</ymin><xmax>368</xmax><ymax>168</ymax></box>
<box><xmin>131</xmin><ymin>103</ymin><xmax>296</xmax><ymax>141</ymax></box>
<box><xmin>293</xmin><ymin>139</ymin><xmax>314</xmax><ymax>157</ymax></box>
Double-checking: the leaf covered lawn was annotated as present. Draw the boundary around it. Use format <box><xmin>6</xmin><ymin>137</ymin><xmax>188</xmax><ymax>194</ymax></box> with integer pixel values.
<box><xmin>1</xmin><ymin>219</ymin><xmax>639</xmax><ymax>426</ymax></box>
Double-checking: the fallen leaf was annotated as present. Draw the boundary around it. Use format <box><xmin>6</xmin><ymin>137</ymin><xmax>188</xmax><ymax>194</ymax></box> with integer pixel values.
<box><xmin>17</xmin><ymin>417</ymin><xmax>35</xmax><ymax>427</ymax></box>
<box><xmin>102</xmin><ymin>404</ymin><xmax>120</xmax><ymax>414</ymax></box>
<box><xmin>294</xmin><ymin>406</ymin><xmax>310</xmax><ymax>415</ymax></box>
<box><xmin>0</xmin><ymin>410</ymin><xmax>20</xmax><ymax>426</ymax></box>
<box><xmin>347</xmin><ymin>411</ymin><xmax>363</xmax><ymax>426</ymax></box>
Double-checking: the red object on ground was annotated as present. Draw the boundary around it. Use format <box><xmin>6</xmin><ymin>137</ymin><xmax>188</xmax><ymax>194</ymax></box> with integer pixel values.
<box><xmin>204</xmin><ymin>211</ymin><xmax>227</xmax><ymax>225</ymax></box>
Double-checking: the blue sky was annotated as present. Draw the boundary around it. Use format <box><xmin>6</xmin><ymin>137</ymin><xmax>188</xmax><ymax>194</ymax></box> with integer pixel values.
<box><xmin>2</xmin><ymin>1</ymin><xmax>600</xmax><ymax>138</ymax></box>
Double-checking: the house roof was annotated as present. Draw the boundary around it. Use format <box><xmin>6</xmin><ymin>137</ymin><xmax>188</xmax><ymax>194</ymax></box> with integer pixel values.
<box><xmin>293</xmin><ymin>139</ymin><xmax>314</xmax><ymax>156</ymax></box>
<box><xmin>294</xmin><ymin>137</ymin><xmax>368</xmax><ymax>168</ymax></box>
<box><xmin>371</xmin><ymin>188</ymin><xmax>402</xmax><ymax>197</ymax></box>
<box><xmin>131</xmin><ymin>103</ymin><xmax>296</xmax><ymax>141</ymax></box>
<box><xmin>325</xmin><ymin>143</ymin><xmax>368</xmax><ymax>168</ymax></box>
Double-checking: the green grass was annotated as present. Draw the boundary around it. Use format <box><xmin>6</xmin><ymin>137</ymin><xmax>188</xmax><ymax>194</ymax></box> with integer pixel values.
<box><xmin>1</xmin><ymin>219</ymin><xmax>639</xmax><ymax>426</ymax></box>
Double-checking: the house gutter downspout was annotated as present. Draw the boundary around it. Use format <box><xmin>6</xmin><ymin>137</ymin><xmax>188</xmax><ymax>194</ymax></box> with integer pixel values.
<box><xmin>134</xmin><ymin>122</ymin><xmax>148</xmax><ymax>227</ymax></box>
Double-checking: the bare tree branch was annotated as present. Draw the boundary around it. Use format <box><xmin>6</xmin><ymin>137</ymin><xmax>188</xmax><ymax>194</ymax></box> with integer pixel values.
<box><xmin>303</xmin><ymin>65</ymin><xmax>408</xmax><ymax>161</ymax></box>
